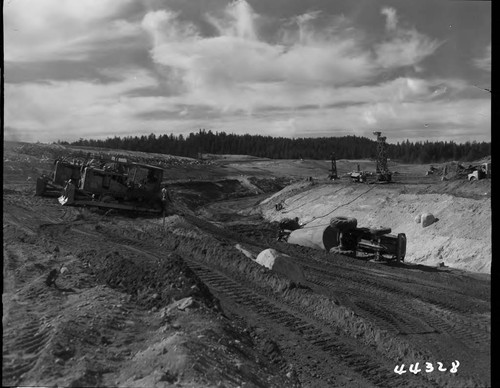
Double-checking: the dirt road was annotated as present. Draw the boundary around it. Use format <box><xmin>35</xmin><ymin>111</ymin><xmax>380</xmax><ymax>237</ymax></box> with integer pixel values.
<box><xmin>3</xmin><ymin>142</ymin><xmax>491</xmax><ymax>387</ymax></box>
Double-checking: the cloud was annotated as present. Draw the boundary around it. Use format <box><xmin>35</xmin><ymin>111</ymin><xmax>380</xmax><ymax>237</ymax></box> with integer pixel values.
<box><xmin>381</xmin><ymin>7</ymin><xmax>398</xmax><ymax>31</ymax></box>
<box><xmin>140</xmin><ymin>2</ymin><xmax>443</xmax><ymax>115</ymax></box>
<box><xmin>4</xmin><ymin>69</ymin><xmax>172</xmax><ymax>141</ymax></box>
<box><xmin>4</xmin><ymin>0</ymin><xmax>137</xmax><ymax>61</ymax></box>
<box><xmin>473</xmin><ymin>44</ymin><xmax>491</xmax><ymax>72</ymax></box>
<box><xmin>206</xmin><ymin>0</ymin><xmax>259</xmax><ymax>40</ymax></box>
<box><xmin>4</xmin><ymin>0</ymin><xmax>488</xmax><ymax>144</ymax></box>
<box><xmin>375</xmin><ymin>7</ymin><xmax>441</xmax><ymax>69</ymax></box>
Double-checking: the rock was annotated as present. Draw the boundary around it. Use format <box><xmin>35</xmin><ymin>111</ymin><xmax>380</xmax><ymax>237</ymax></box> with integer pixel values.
<box><xmin>421</xmin><ymin>213</ymin><xmax>436</xmax><ymax>227</ymax></box>
<box><xmin>167</xmin><ymin>297</ymin><xmax>196</xmax><ymax>313</ymax></box>
<box><xmin>255</xmin><ymin>249</ymin><xmax>306</xmax><ymax>285</ymax></box>
<box><xmin>414</xmin><ymin>214</ymin><xmax>422</xmax><ymax>223</ymax></box>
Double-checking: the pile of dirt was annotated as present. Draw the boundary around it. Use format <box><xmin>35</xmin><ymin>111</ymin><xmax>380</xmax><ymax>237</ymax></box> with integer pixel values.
<box><xmin>8</xmin><ymin>142</ymin><xmax>208</xmax><ymax>170</ymax></box>
<box><xmin>78</xmin><ymin>249</ymin><xmax>217</xmax><ymax>311</ymax></box>
<box><xmin>168</xmin><ymin>179</ymin><xmax>255</xmax><ymax>210</ymax></box>
<box><xmin>260</xmin><ymin>181</ymin><xmax>491</xmax><ymax>273</ymax></box>
<box><xmin>247</xmin><ymin>176</ymin><xmax>294</xmax><ymax>193</ymax></box>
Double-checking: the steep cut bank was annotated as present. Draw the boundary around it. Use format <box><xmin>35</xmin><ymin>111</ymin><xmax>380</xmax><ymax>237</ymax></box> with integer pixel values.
<box><xmin>259</xmin><ymin>181</ymin><xmax>491</xmax><ymax>274</ymax></box>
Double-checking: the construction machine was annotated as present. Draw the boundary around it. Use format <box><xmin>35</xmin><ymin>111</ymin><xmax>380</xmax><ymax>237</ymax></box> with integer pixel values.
<box><xmin>36</xmin><ymin>159</ymin><xmax>83</xmax><ymax>197</ymax></box>
<box><xmin>349</xmin><ymin>164</ymin><xmax>367</xmax><ymax>182</ymax></box>
<box><xmin>467</xmin><ymin>162</ymin><xmax>491</xmax><ymax>181</ymax></box>
<box><xmin>328</xmin><ymin>153</ymin><xmax>338</xmax><ymax>180</ymax></box>
<box><xmin>341</xmin><ymin>226</ymin><xmax>406</xmax><ymax>261</ymax></box>
<box><xmin>373</xmin><ymin>131</ymin><xmax>392</xmax><ymax>182</ymax></box>
<box><xmin>58</xmin><ymin>161</ymin><xmax>164</xmax><ymax>214</ymax></box>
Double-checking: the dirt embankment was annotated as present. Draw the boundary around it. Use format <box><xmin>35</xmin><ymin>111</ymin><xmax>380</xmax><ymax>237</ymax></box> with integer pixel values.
<box><xmin>259</xmin><ymin>180</ymin><xmax>491</xmax><ymax>274</ymax></box>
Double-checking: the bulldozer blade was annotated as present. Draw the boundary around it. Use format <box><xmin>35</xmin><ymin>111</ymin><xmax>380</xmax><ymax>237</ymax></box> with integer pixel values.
<box><xmin>58</xmin><ymin>195</ymin><xmax>70</xmax><ymax>205</ymax></box>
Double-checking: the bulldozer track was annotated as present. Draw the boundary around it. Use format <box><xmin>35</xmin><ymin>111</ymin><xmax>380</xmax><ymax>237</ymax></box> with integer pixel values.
<box><xmin>304</xmin><ymin>268</ymin><xmax>490</xmax><ymax>353</ymax></box>
<box><xmin>52</xmin><ymin>225</ymin><xmax>435</xmax><ymax>387</ymax></box>
<box><xmin>32</xmin><ymin>219</ymin><xmax>488</xmax><ymax>387</ymax></box>
<box><xmin>184</xmin><ymin>261</ymin><xmax>435</xmax><ymax>388</ymax></box>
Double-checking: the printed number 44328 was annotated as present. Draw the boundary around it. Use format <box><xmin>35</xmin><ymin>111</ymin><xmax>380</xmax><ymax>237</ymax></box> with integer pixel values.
<box><xmin>394</xmin><ymin>361</ymin><xmax>460</xmax><ymax>375</ymax></box>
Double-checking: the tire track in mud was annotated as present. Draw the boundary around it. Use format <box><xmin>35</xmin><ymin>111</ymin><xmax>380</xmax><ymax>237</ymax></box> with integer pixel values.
<box><xmin>184</xmin><ymin>261</ymin><xmax>434</xmax><ymax>388</ymax></box>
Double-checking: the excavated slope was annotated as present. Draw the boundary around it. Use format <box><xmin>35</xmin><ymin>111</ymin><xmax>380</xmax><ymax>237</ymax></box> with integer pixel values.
<box><xmin>260</xmin><ymin>181</ymin><xmax>491</xmax><ymax>274</ymax></box>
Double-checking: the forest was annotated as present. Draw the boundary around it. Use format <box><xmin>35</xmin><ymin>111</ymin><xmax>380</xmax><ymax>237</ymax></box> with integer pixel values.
<box><xmin>63</xmin><ymin>130</ymin><xmax>491</xmax><ymax>164</ymax></box>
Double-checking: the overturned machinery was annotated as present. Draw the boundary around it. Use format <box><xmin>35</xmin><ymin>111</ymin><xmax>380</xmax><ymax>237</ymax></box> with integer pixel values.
<box><xmin>287</xmin><ymin>216</ymin><xmax>406</xmax><ymax>261</ymax></box>
<box><xmin>37</xmin><ymin>157</ymin><xmax>165</xmax><ymax>214</ymax></box>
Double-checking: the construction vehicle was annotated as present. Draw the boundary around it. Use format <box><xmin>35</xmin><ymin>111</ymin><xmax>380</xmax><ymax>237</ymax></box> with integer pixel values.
<box><xmin>349</xmin><ymin>164</ymin><xmax>367</xmax><ymax>182</ymax></box>
<box><xmin>58</xmin><ymin>161</ymin><xmax>164</xmax><ymax>214</ymax></box>
<box><xmin>373</xmin><ymin>131</ymin><xmax>392</xmax><ymax>182</ymax></box>
<box><xmin>468</xmin><ymin>162</ymin><xmax>491</xmax><ymax>181</ymax></box>
<box><xmin>328</xmin><ymin>153</ymin><xmax>338</xmax><ymax>180</ymax></box>
<box><xmin>36</xmin><ymin>159</ymin><xmax>83</xmax><ymax>197</ymax></box>
<box><xmin>341</xmin><ymin>226</ymin><xmax>406</xmax><ymax>261</ymax></box>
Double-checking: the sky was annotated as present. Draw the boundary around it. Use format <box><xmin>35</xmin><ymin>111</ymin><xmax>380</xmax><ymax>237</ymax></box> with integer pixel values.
<box><xmin>4</xmin><ymin>0</ymin><xmax>491</xmax><ymax>144</ymax></box>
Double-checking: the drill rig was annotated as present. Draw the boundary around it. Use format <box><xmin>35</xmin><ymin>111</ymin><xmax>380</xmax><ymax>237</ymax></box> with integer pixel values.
<box><xmin>328</xmin><ymin>152</ymin><xmax>338</xmax><ymax>180</ymax></box>
<box><xmin>373</xmin><ymin>131</ymin><xmax>392</xmax><ymax>182</ymax></box>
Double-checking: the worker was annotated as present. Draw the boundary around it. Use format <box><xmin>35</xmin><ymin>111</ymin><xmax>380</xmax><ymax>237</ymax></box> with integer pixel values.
<box><xmin>161</xmin><ymin>185</ymin><xmax>170</xmax><ymax>215</ymax></box>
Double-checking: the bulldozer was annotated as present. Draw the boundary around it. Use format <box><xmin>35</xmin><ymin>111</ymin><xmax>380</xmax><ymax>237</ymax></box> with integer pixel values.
<box><xmin>37</xmin><ymin>157</ymin><xmax>165</xmax><ymax>214</ymax></box>
<box><xmin>58</xmin><ymin>161</ymin><xmax>164</xmax><ymax>214</ymax></box>
<box><xmin>36</xmin><ymin>159</ymin><xmax>83</xmax><ymax>197</ymax></box>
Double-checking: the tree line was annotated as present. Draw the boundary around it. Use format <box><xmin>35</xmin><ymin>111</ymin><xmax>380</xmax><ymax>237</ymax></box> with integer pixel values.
<box><xmin>61</xmin><ymin>130</ymin><xmax>490</xmax><ymax>164</ymax></box>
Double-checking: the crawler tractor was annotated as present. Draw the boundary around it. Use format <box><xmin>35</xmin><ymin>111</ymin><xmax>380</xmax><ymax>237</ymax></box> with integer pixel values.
<box><xmin>36</xmin><ymin>159</ymin><xmax>82</xmax><ymax>197</ymax></box>
<box><xmin>58</xmin><ymin>161</ymin><xmax>164</xmax><ymax>214</ymax></box>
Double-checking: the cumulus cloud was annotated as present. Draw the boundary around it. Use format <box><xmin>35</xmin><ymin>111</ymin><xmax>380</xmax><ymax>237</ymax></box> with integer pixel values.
<box><xmin>4</xmin><ymin>0</ymin><xmax>488</xmax><ymax>144</ymax></box>
<box><xmin>381</xmin><ymin>7</ymin><xmax>398</xmax><ymax>31</ymax></box>
<box><xmin>140</xmin><ymin>1</ymin><xmax>443</xmax><ymax>115</ymax></box>
<box><xmin>206</xmin><ymin>0</ymin><xmax>259</xmax><ymax>41</ymax></box>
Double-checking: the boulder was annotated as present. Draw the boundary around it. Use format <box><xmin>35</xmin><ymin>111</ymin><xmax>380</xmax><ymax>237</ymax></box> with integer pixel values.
<box><xmin>255</xmin><ymin>249</ymin><xmax>306</xmax><ymax>285</ymax></box>
<box><xmin>287</xmin><ymin>225</ymin><xmax>340</xmax><ymax>252</ymax></box>
<box><xmin>421</xmin><ymin>213</ymin><xmax>436</xmax><ymax>227</ymax></box>
<box><xmin>414</xmin><ymin>214</ymin><xmax>422</xmax><ymax>224</ymax></box>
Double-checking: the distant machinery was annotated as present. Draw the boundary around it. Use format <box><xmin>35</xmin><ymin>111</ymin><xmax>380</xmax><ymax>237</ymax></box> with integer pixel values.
<box><xmin>329</xmin><ymin>152</ymin><xmax>338</xmax><ymax>180</ymax></box>
<box><xmin>373</xmin><ymin>131</ymin><xmax>392</xmax><ymax>182</ymax></box>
